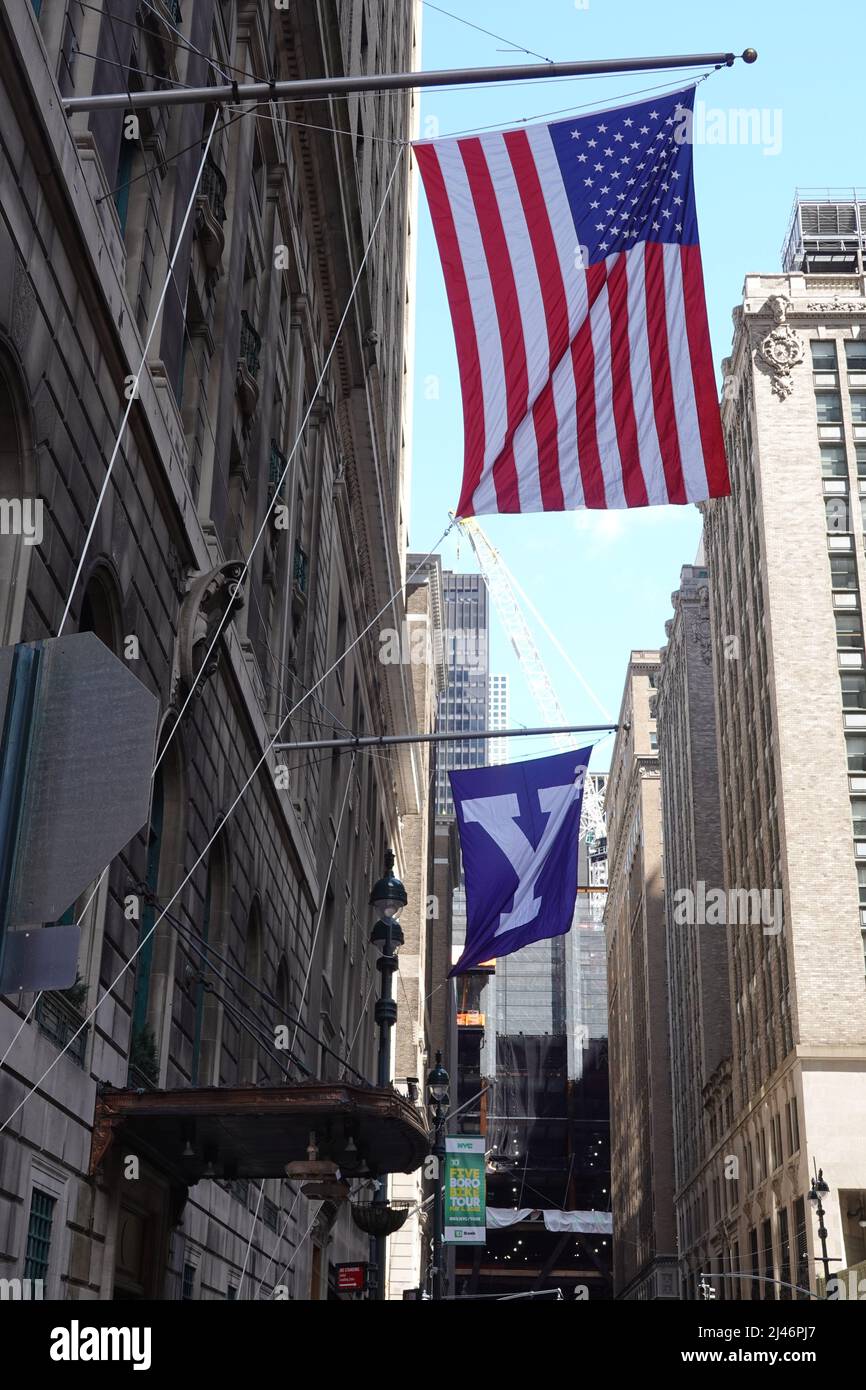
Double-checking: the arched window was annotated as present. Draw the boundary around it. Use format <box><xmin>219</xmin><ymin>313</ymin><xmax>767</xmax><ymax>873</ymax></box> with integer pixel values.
<box><xmin>78</xmin><ymin>565</ymin><xmax>122</xmax><ymax>651</ymax></box>
<box><xmin>239</xmin><ymin>898</ymin><xmax>263</xmax><ymax>1084</ymax></box>
<box><xmin>0</xmin><ymin>348</ymin><xmax>37</xmax><ymax>645</ymax></box>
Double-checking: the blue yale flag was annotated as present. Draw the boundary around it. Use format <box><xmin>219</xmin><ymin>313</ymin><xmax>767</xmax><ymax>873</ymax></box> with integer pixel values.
<box><xmin>449</xmin><ymin>748</ymin><xmax>590</xmax><ymax>976</ymax></box>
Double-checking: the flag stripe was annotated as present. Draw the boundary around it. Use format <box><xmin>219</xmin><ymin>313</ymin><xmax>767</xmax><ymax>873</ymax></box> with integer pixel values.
<box><xmin>460</xmin><ymin>138</ymin><xmax>526</xmax><ymax>511</ymax></box>
<box><xmin>643</xmin><ymin>242</ymin><xmax>687</xmax><ymax>503</ymax></box>
<box><xmin>414</xmin><ymin>143</ymin><xmax>487</xmax><ymax>518</ymax></box>
<box><xmin>588</xmin><ymin>266</ymin><xmax>626</xmax><ymax>508</ymax></box>
<box><xmin>552</xmin><ymin>352</ymin><xmax>584</xmax><ymax>509</ymax></box>
<box><xmin>680</xmin><ymin>245</ymin><xmax>729</xmax><ymax>496</ymax></box>
<box><xmin>532</xmin><ymin>387</ymin><xmax>566</xmax><ymax>511</ymax></box>
<box><xmin>435</xmin><ymin>140</ymin><xmax>509</xmax><ymax>514</ymax></box>
<box><xmin>572</xmin><ymin>262</ymin><xmax>608</xmax><ymax>509</ymax></box>
<box><xmin>607</xmin><ymin>253</ymin><xmax>648</xmax><ymax>507</ymax></box>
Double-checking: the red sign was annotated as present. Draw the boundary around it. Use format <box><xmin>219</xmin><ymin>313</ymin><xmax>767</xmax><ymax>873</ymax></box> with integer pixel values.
<box><xmin>336</xmin><ymin>1263</ymin><xmax>366</xmax><ymax>1292</ymax></box>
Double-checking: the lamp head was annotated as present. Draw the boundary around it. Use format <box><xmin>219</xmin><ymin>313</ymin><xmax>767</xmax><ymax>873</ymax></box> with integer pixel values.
<box><xmin>369</xmin><ymin>849</ymin><xmax>407</xmax><ymax>921</ymax></box>
<box><xmin>427</xmin><ymin>1050</ymin><xmax>450</xmax><ymax>1106</ymax></box>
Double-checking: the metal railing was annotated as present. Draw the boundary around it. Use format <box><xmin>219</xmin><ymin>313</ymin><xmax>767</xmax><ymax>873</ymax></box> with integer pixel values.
<box><xmin>781</xmin><ymin>189</ymin><xmax>866</xmax><ymax>273</ymax></box>
<box><xmin>35</xmin><ymin>992</ymin><xmax>88</xmax><ymax>1069</ymax></box>
<box><xmin>200</xmin><ymin>153</ymin><xmax>227</xmax><ymax>223</ymax></box>
<box><xmin>269</xmin><ymin>439</ymin><xmax>287</xmax><ymax>497</ymax></box>
<box><xmin>293</xmin><ymin>542</ymin><xmax>309</xmax><ymax>595</ymax></box>
<box><xmin>239</xmin><ymin>310</ymin><xmax>262</xmax><ymax>377</ymax></box>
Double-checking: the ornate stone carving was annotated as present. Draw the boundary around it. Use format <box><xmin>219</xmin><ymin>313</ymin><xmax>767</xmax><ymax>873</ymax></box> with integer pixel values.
<box><xmin>803</xmin><ymin>298</ymin><xmax>866</xmax><ymax>314</ymax></box>
<box><xmin>166</xmin><ymin>539</ymin><xmax>187</xmax><ymax>600</ymax></box>
<box><xmin>690</xmin><ymin>613</ymin><xmax>712</xmax><ymax>666</ymax></box>
<box><xmin>177</xmin><ymin>561</ymin><xmax>246</xmax><ymax>701</ymax></box>
<box><xmin>755</xmin><ymin>296</ymin><xmax>805</xmax><ymax>400</ymax></box>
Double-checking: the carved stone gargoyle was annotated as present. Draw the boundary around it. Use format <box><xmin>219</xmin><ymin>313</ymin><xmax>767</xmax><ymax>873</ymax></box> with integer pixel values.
<box><xmin>177</xmin><ymin>561</ymin><xmax>246</xmax><ymax>701</ymax></box>
<box><xmin>755</xmin><ymin>294</ymin><xmax>806</xmax><ymax>400</ymax></box>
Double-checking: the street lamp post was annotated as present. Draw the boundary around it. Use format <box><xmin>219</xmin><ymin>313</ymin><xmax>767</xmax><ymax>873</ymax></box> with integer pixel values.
<box><xmin>369</xmin><ymin>850</ymin><xmax>407</xmax><ymax>1301</ymax></box>
<box><xmin>807</xmin><ymin>1165</ymin><xmax>833</xmax><ymax>1289</ymax></box>
<box><xmin>426</xmin><ymin>1051</ymin><xmax>450</xmax><ymax>1301</ymax></box>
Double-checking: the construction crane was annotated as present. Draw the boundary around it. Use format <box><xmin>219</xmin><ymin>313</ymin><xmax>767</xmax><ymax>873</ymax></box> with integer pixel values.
<box><xmin>456</xmin><ymin>517</ymin><xmax>608</xmax><ymax>846</ymax></box>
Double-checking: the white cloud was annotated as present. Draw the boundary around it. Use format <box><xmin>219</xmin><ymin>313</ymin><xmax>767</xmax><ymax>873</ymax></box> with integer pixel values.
<box><xmin>571</xmin><ymin>504</ymin><xmax>690</xmax><ymax>546</ymax></box>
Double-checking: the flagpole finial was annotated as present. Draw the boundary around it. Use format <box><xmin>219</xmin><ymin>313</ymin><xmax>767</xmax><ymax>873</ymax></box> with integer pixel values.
<box><xmin>742</xmin><ymin>48</ymin><xmax>758</xmax><ymax>63</ymax></box>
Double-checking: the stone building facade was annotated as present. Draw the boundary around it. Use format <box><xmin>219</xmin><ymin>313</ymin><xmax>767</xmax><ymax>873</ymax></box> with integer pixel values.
<box><xmin>0</xmin><ymin>0</ymin><xmax>433</xmax><ymax>1301</ymax></box>
<box><xmin>387</xmin><ymin>554</ymin><xmax>448</xmax><ymax>1300</ymax></box>
<box><xmin>656</xmin><ymin>562</ymin><xmax>733</xmax><ymax>1296</ymax></box>
<box><xmin>604</xmin><ymin>652</ymin><xmax>677</xmax><ymax>1299</ymax></box>
<box><xmin>696</xmin><ymin>206</ymin><xmax>866</xmax><ymax>1297</ymax></box>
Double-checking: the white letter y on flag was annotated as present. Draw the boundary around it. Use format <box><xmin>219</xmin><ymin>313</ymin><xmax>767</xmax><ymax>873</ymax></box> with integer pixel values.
<box><xmin>461</xmin><ymin>768</ymin><xmax>584</xmax><ymax>938</ymax></box>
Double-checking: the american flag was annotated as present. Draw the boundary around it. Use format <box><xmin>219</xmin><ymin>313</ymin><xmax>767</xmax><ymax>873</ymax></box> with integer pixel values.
<box><xmin>414</xmin><ymin>86</ymin><xmax>729</xmax><ymax>517</ymax></box>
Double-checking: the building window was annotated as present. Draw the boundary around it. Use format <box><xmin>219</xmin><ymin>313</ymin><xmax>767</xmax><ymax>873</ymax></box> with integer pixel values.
<box><xmin>748</xmin><ymin>1227</ymin><xmax>760</xmax><ymax>1300</ymax></box>
<box><xmin>826</xmin><ymin>496</ymin><xmax>850</xmax><ymax>532</ymax></box>
<box><xmin>850</xmin><ymin>392</ymin><xmax>866</xmax><ymax>425</ymax></box>
<box><xmin>789</xmin><ymin>1098</ymin><xmax>800</xmax><ymax>1154</ymax></box>
<box><xmin>193</xmin><ymin>834</ymin><xmax>231</xmax><ymax>1087</ymax></box>
<box><xmin>847</xmin><ymin>734</ymin><xmax>866</xmax><ymax>771</ymax></box>
<box><xmin>251</xmin><ymin>136</ymin><xmax>265</xmax><ymax>210</ymax></box>
<box><xmin>772</xmin><ymin>1112</ymin><xmax>783</xmax><ymax>1170</ymax></box>
<box><xmin>226</xmin><ymin>1284</ymin><xmax>237</xmax><ymax>1300</ymax></box>
<box><xmin>182</xmin><ymin>1263</ymin><xmax>196</xmax><ymax>1300</ymax></box>
<box><xmin>130</xmin><ymin>768</ymin><xmax>165</xmax><ymax>1086</ymax></box>
<box><xmin>761</xmin><ymin>1218</ymin><xmax>775</xmax><ymax>1300</ymax></box>
<box><xmin>830</xmin><ymin>555</ymin><xmax>858</xmax><ymax>590</ymax></box>
<box><xmin>793</xmin><ymin>1197</ymin><xmax>809</xmax><ymax>1299</ymax></box>
<box><xmin>846</xmin><ymin>340</ymin><xmax>866</xmax><ymax>373</ymax></box>
<box><xmin>23</xmin><ymin>1189</ymin><xmax>56</xmax><ymax>1283</ymax></box>
<box><xmin>811</xmin><ymin>340</ymin><xmax>838</xmax><ymax>371</ymax></box>
<box><xmin>779</xmin><ymin>1208</ymin><xmax>792</xmax><ymax>1301</ymax></box>
<box><xmin>837</xmin><ymin>613</ymin><xmax>863</xmax><ymax>649</ymax></box>
<box><xmin>857</xmin><ymin>865</ymin><xmax>866</xmax><ymax>906</ymax></box>
<box><xmin>816</xmin><ymin>391</ymin><xmax>843</xmax><ymax>423</ymax></box>
<box><xmin>852</xmin><ymin>797</ymin><xmax>866</xmax><ymax>838</ymax></box>
<box><xmin>841</xmin><ymin>673</ymin><xmax>866</xmax><ymax>710</ymax></box>
<box><xmin>820</xmin><ymin>443</ymin><xmax>848</xmax><ymax>479</ymax></box>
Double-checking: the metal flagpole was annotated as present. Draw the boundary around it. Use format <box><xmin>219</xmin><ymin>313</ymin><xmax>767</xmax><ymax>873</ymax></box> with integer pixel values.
<box><xmin>61</xmin><ymin>50</ymin><xmax>758</xmax><ymax>114</ymax></box>
<box><xmin>272</xmin><ymin>723</ymin><xmax>619</xmax><ymax>754</ymax></box>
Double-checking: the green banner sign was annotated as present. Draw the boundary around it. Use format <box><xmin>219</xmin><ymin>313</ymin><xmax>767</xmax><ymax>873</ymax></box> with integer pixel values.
<box><xmin>443</xmin><ymin>1136</ymin><xmax>486</xmax><ymax>1244</ymax></box>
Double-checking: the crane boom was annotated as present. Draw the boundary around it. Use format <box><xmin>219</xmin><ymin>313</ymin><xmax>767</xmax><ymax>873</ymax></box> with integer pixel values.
<box><xmin>458</xmin><ymin>518</ymin><xmax>606</xmax><ymax>843</ymax></box>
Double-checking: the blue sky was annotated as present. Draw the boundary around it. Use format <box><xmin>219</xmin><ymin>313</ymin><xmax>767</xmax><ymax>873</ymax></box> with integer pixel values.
<box><xmin>407</xmin><ymin>0</ymin><xmax>861</xmax><ymax>769</ymax></box>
